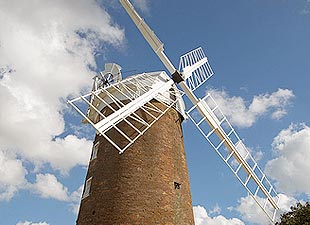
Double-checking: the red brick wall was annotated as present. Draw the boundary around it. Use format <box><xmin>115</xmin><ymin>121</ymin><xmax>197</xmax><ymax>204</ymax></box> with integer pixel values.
<box><xmin>77</xmin><ymin>102</ymin><xmax>194</xmax><ymax>225</ymax></box>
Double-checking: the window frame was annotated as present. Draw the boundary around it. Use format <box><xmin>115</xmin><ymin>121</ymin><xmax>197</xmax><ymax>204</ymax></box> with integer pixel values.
<box><xmin>82</xmin><ymin>177</ymin><xmax>92</xmax><ymax>199</ymax></box>
<box><xmin>90</xmin><ymin>141</ymin><xmax>99</xmax><ymax>160</ymax></box>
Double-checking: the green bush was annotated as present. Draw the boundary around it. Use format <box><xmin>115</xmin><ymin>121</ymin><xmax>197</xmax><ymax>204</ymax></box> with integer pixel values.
<box><xmin>275</xmin><ymin>202</ymin><xmax>310</xmax><ymax>225</ymax></box>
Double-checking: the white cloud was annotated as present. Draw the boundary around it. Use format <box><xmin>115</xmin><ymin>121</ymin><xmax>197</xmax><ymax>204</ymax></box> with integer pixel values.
<box><xmin>41</xmin><ymin>135</ymin><xmax>93</xmax><ymax>175</ymax></box>
<box><xmin>235</xmin><ymin>123</ymin><xmax>309</xmax><ymax>224</ymax></box>
<box><xmin>301</xmin><ymin>0</ymin><xmax>310</xmax><ymax>15</ymax></box>
<box><xmin>0</xmin><ymin>0</ymin><xmax>124</xmax><ymax>200</ymax></box>
<box><xmin>194</xmin><ymin>205</ymin><xmax>245</xmax><ymax>225</ymax></box>
<box><xmin>235</xmin><ymin>195</ymin><xmax>271</xmax><ymax>225</ymax></box>
<box><xmin>235</xmin><ymin>194</ymin><xmax>299</xmax><ymax>225</ymax></box>
<box><xmin>253</xmin><ymin>150</ymin><xmax>264</xmax><ymax>162</ymax></box>
<box><xmin>265</xmin><ymin>123</ymin><xmax>310</xmax><ymax>195</ymax></box>
<box><xmin>132</xmin><ymin>0</ymin><xmax>150</xmax><ymax>13</ymax></box>
<box><xmin>69</xmin><ymin>184</ymin><xmax>84</xmax><ymax>215</ymax></box>
<box><xmin>31</xmin><ymin>175</ymin><xmax>83</xmax><ymax>213</ymax></box>
<box><xmin>208</xmin><ymin>88</ymin><xmax>294</xmax><ymax>128</ymax></box>
<box><xmin>32</xmin><ymin>173</ymin><xmax>70</xmax><ymax>201</ymax></box>
<box><xmin>277</xmin><ymin>193</ymin><xmax>303</xmax><ymax>212</ymax></box>
<box><xmin>209</xmin><ymin>203</ymin><xmax>221</xmax><ymax>215</ymax></box>
<box><xmin>0</xmin><ymin>150</ymin><xmax>28</xmax><ymax>201</ymax></box>
<box><xmin>16</xmin><ymin>222</ymin><xmax>50</xmax><ymax>225</ymax></box>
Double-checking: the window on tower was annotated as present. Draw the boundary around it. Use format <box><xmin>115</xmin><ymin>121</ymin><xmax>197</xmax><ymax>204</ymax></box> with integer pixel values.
<box><xmin>82</xmin><ymin>177</ymin><xmax>92</xmax><ymax>199</ymax></box>
<box><xmin>91</xmin><ymin>141</ymin><xmax>99</xmax><ymax>160</ymax></box>
<box><xmin>174</xmin><ymin>181</ymin><xmax>181</xmax><ymax>190</ymax></box>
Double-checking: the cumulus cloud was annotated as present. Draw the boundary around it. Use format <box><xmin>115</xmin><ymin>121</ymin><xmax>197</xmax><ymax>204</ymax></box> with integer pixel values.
<box><xmin>16</xmin><ymin>222</ymin><xmax>50</xmax><ymax>225</ymax></box>
<box><xmin>208</xmin><ymin>88</ymin><xmax>294</xmax><ymax>128</ymax></box>
<box><xmin>132</xmin><ymin>0</ymin><xmax>150</xmax><ymax>13</ymax></box>
<box><xmin>194</xmin><ymin>205</ymin><xmax>245</xmax><ymax>225</ymax></box>
<box><xmin>39</xmin><ymin>135</ymin><xmax>93</xmax><ymax>175</ymax></box>
<box><xmin>234</xmin><ymin>123</ymin><xmax>309</xmax><ymax>224</ymax></box>
<box><xmin>235</xmin><ymin>195</ymin><xmax>271</xmax><ymax>225</ymax></box>
<box><xmin>265</xmin><ymin>123</ymin><xmax>310</xmax><ymax>195</ymax></box>
<box><xmin>32</xmin><ymin>173</ymin><xmax>70</xmax><ymax>201</ymax></box>
<box><xmin>235</xmin><ymin>194</ymin><xmax>299</xmax><ymax>225</ymax></box>
<box><xmin>69</xmin><ymin>185</ymin><xmax>84</xmax><ymax>215</ymax></box>
<box><xmin>0</xmin><ymin>151</ymin><xmax>28</xmax><ymax>201</ymax></box>
<box><xmin>209</xmin><ymin>203</ymin><xmax>222</xmax><ymax>216</ymax></box>
<box><xmin>31</xmin><ymin>174</ymin><xmax>84</xmax><ymax>213</ymax></box>
<box><xmin>301</xmin><ymin>0</ymin><xmax>310</xmax><ymax>14</ymax></box>
<box><xmin>0</xmin><ymin>0</ymin><xmax>124</xmax><ymax>201</ymax></box>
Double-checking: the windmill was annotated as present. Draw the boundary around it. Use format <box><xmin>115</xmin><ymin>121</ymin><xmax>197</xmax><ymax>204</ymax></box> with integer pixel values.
<box><xmin>68</xmin><ymin>0</ymin><xmax>280</xmax><ymax>224</ymax></box>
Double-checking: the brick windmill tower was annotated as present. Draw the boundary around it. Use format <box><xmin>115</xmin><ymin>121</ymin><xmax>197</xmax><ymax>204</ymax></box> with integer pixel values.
<box><xmin>68</xmin><ymin>0</ymin><xmax>280</xmax><ymax>224</ymax></box>
<box><xmin>72</xmin><ymin>64</ymin><xmax>195</xmax><ymax>224</ymax></box>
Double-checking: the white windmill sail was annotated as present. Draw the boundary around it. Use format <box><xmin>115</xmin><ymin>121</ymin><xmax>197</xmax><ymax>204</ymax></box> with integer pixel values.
<box><xmin>68</xmin><ymin>71</ymin><xmax>184</xmax><ymax>153</ymax></box>
<box><xmin>186</xmin><ymin>93</ymin><xmax>280</xmax><ymax>220</ymax></box>
<box><xmin>119</xmin><ymin>0</ymin><xmax>176</xmax><ymax>74</ymax></box>
<box><xmin>119</xmin><ymin>0</ymin><xmax>280</xmax><ymax>222</ymax></box>
<box><xmin>179</xmin><ymin>47</ymin><xmax>214</xmax><ymax>91</ymax></box>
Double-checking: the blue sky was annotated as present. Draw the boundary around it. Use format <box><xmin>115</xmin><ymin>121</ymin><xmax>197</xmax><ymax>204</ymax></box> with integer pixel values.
<box><xmin>0</xmin><ymin>0</ymin><xmax>309</xmax><ymax>225</ymax></box>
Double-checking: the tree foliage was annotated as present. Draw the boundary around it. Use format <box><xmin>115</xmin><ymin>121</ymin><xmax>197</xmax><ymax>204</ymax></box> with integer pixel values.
<box><xmin>275</xmin><ymin>202</ymin><xmax>310</xmax><ymax>225</ymax></box>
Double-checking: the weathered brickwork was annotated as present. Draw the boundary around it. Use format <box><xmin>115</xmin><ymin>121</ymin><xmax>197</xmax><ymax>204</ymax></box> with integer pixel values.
<box><xmin>77</xmin><ymin>101</ymin><xmax>194</xmax><ymax>225</ymax></box>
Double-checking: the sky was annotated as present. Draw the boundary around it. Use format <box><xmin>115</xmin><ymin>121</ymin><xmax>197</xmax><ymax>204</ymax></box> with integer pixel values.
<box><xmin>0</xmin><ymin>0</ymin><xmax>309</xmax><ymax>225</ymax></box>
